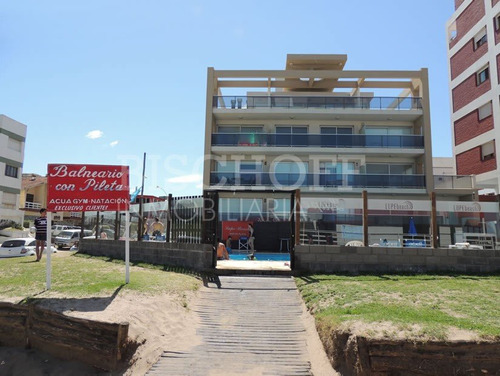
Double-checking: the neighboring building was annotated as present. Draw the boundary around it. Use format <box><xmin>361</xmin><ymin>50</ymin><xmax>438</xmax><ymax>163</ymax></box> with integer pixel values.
<box><xmin>433</xmin><ymin>157</ymin><xmax>456</xmax><ymax>176</ymax></box>
<box><xmin>20</xmin><ymin>173</ymin><xmax>48</xmax><ymax>223</ymax></box>
<box><xmin>203</xmin><ymin>54</ymin><xmax>488</xmax><ymax>249</ymax></box>
<box><xmin>0</xmin><ymin>115</ymin><xmax>26</xmax><ymax>225</ymax></box>
<box><xmin>447</xmin><ymin>0</ymin><xmax>500</xmax><ymax>192</ymax></box>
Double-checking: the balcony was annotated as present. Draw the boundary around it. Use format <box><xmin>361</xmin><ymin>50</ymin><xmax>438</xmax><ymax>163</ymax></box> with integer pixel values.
<box><xmin>24</xmin><ymin>202</ymin><xmax>42</xmax><ymax>210</ymax></box>
<box><xmin>212</xmin><ymin>133</ymin><xmax>424</xmax><ymax>149</ymax></box>
<box><xmin>213</xmin><ymin>95</ymin><xmax>422</xmax><ymax>111</ymax></box>
<box><xmin>434</xmin><ymin>175</ymin><xmax>475</xmax><ymax>190</ymax></box>
<box><xmin>210</xmin><ymin>172</ymin><xmax>426</xmax><ymax>189</ymax></box>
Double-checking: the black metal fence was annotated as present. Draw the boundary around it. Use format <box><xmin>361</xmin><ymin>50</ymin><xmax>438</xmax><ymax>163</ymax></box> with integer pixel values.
<box><xmin>170</xmin><ymin>195</ymin><xmax>203</xmax><ymax>243</ymax></box>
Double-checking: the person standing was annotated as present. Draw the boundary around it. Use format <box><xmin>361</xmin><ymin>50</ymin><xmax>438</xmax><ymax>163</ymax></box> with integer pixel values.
<box><xmin>34</xmin><ymin>208</ymin><xmax>47</xmax><ymax>261</ymax></box>
<box><xmin>248</xmin><ymin>223</ymin><xmax>255</xmax><ymax>254</ymax></box>
<box><xmin>226</xmin><ymin>235</ymin><xmax>233</xmax><ymax>253</ymax></box>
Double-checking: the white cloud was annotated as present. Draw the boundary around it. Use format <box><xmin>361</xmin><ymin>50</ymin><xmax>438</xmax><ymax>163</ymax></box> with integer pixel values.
<box><xmin>167</xmin><ymin>174</ymin><xmax>203</xmax><ymax>184</ymax></box>
<box><xmin>86</xmin><ymin>130</ymin><xmax>103</xmax><ymax>139</ymax></box>
<box><xmin>110</xmin><ymin>140</ymin><xmax>119</xmax><ymax>147</ymax></box>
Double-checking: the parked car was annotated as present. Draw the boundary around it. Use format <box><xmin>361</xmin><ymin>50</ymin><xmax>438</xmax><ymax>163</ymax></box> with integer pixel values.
<box><xmin>0</xmin><ymin>238</ymin><xmax>57</xmax><ymax>258</ymax></box>
<box><xmin>51</xmin><ymin>225</ymin><xmax>80</xmax><ymax>237</ymax></box>
<box><xmin>54</xmin><ymin>229</ymin><xmax>93</xmax><ymax>249</ymax></box>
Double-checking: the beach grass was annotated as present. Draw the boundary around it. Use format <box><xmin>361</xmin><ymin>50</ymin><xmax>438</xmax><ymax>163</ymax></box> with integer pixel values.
<box><xmin>295</xmin><ymin>274</ymin><xmax>500</xmax><ymax>340</ymax></box>
<box><xmin>0</xmin><ymin>251</ymin><xmax>201</xmax><ymax>301</ymax></box>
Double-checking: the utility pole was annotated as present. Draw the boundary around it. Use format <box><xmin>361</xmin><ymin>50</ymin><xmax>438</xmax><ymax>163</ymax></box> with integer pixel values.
<box><xmin>138</xmin><ymin>152</ymin><xmax>146</xmax><ymax>241</ymax></box>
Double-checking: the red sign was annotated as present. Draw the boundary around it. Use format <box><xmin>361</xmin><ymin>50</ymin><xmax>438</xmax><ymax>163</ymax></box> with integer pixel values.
<box><xmin>47</xmin><ymin>164</ymin><xmax>130</xmax><ymax>212</ymax></box>
<box><xmin>222</xmin><ymin>221</ymin><xmax>253</xmax><ymax>240</ymax></box>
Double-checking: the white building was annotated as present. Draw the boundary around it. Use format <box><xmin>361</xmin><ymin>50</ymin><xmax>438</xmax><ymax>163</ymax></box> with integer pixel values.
<box><xmin>0</xmin><ymin>115</ymin><xmax>27</xmax><ymax>225</ymax></box>
<box><xmin>447</xmin><ymin>0</ymin><xmax>500</xmax><ymax>192</ymax></box>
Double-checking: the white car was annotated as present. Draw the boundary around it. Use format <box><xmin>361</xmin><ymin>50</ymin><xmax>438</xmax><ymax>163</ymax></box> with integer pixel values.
<box><xmin>0</xmin><ymin>238</ymin><xmax>57</xmax><ymax>258</ymax></box>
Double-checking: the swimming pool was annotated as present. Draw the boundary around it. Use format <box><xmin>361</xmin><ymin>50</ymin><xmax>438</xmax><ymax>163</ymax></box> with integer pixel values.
<box><xmin>229</xmin><ymin>253</ymin><xmax>290</xmax><ymax>261</ymax></box>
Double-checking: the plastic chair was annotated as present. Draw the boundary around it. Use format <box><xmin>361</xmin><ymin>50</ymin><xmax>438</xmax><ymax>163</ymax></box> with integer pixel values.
<box><xmin>239</xmin><ymin>236</ymin><xmax>249</xmax><ymax>250</ymax></box>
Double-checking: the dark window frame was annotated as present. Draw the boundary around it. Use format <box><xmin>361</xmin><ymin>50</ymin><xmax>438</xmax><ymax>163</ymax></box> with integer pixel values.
<box><xmin>477</xmin><ymin>67</ymin><xmax>489</xmax><ymax>85</ymax></box>
<box><xmin>5</xmin><ymin>165</ymin><xmax>18</xmax><ymax>178</ymax></box>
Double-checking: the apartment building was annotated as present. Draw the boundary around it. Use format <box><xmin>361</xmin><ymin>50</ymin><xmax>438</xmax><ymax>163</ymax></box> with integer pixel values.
<box><xmin>203</xmin><ymin>54</ymin><xmax>494</xmax><ymax>249</ymax></box>
<box><xmin>447</xmin><ymin>0</ymin><xmax>500</xmax><ymax>192</ymax></box>
<box><xmin>0</xmin><ymin>115</ymin><xmax>27</xmax><ymax>225</ymax></box>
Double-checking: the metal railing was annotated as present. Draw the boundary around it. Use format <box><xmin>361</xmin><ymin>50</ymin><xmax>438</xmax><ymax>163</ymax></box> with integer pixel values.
<box><xmin>24</xmin><ymin>202</ymin><xmax>42</xmax><ymax>209</ymax></box>
<box><xmin>213</xmin><ymin>95</ymin><xmax>423</xmax><ymax>111</ymax></box>
<box><xmin>210</xmin><ymin>172</ymin><xmax>426</xmax><ymax>189</ymax></box>
<box><xmin>212</xmin><ymin>133</ymin><xmax>424</xmax><ymax>148</ymax></box>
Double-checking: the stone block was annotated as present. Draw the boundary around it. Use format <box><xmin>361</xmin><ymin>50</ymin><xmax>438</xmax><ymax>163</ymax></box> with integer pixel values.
<box><xmin>409</xmin><ymin>255</ymin><xmax>425</xmax><ymax>264</ymax></box>
<box><xmin>316</xmin><ymin>254</ymin><xmax>333</xmax><ymax>262</ymax></box>
<box><xmin>433</xmin><ymin>249</ymin><xmax>448</xmax><ymax>257</ymax></box>
<box><xmin>325</xmin><ymin>247</ymin><xmax>341</xmax><ymax>254</ymax></box>
<box><xmin>356</xmin><ymin>247</ymin><xmax>372</xmax><ymax>255</ymax></box>
<box><xmin>387</xmin><ymin>248</ymin><xmax>402</xmax><ymax>255</ymax></box>
<box><xmin>426</xmin><ymin>256</ymin><xmax>442</xmax><ymax>265</ymax></box>
<box><xmin>362</xmin><ymin>255</ymin><xmax>378</xmax><ymax>264</ymax></box>
<box><xmin>448</xmin><ymin>249</ymin><xmax>464</xmax><ymax>257</ymax></box>
<box><xmin>418</xmin><ymin>249</ymin><xmax>433</xmax><ymax>256</ymax></box>
<box><xmin>299</xmin><ymin>253</ymin><xmax>317</xmax><ymax>262</ymax></box>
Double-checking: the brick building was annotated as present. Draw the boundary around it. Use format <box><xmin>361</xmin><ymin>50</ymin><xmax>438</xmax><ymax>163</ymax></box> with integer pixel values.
<box><xmin>447</xmin><ymin>0</ymin><xmax>500</xmax><ymax>191</ymax></box>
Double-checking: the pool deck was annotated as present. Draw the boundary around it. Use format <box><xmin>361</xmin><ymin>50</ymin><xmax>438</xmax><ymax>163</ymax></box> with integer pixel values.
<box><xmin>216</xmin><ymin>259</ymin><xmax>291</xmax><ymax>272</ymax></box>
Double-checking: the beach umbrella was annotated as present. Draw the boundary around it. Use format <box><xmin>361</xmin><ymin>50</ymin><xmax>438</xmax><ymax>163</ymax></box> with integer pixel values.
<box><xmin>409</xmin><ymin>217</ymin><xmax>417</xmax><ymax>235</ymax></box>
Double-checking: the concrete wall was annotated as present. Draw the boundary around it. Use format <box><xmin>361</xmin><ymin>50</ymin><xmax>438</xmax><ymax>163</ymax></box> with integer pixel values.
<box><xmin>294</xmin><ymin>245</ymin><xmax>500</xmax><ymax>273</ymax></box>
<box><xmin>79</xmin><ymin>239</ymin><xmax>213</xmax><ymax>271</ymax></box>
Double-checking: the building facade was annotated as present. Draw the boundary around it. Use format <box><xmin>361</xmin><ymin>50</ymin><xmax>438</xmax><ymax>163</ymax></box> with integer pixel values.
<box><xmin>203</xmin><ymin>54</ymin><xmax>496</xmax><ymax>250</ymax></box>
<box><xmin>447</xmin><ymin>0</ymin><xmax>500</xmax><ymax>192</ymax></box>
<box><xmin>0</xmin><ymin>115</ymin><xmax>27</xmax><ymax>225</ymax></box>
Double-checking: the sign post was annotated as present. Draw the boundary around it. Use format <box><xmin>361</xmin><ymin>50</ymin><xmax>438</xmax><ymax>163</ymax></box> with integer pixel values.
<box><xmin>125</xmin><ymin>211</ymin><xmax>130</xmax><ymax>283</ymax></box>
<box><xmin>47</xmin><ymin>164</ymin><xmax>130</xmax><ymax>288</ymax></box>
<box><xmin>46</xmin><ymin>212</ymin><xmax>52</xmax><ymax>290</ymax></box>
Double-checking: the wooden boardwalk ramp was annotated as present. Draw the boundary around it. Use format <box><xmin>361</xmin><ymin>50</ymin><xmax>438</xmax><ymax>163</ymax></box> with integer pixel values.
<box><xmin>147</xmin><ymin>276</ymin><xmax>313</xmax><ymax>376</ymax></box>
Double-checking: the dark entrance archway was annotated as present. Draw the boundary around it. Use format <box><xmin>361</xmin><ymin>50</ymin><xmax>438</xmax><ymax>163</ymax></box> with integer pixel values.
<box><xmin>201</xmin><ymin>189</ymin><xmax>300</xmax><ymax>271</ymax></box>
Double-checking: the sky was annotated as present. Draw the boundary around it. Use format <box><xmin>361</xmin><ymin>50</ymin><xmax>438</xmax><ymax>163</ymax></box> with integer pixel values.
<box><xmin>1</xmin><ymin>0</ymin><xmax>456</xmax><ymax>197</ymax></box>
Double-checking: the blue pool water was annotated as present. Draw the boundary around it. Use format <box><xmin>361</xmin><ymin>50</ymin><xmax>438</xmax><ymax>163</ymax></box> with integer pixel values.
<box><xmin>229</xmin><ymin>253</ymin><xmax>290</xmax><ymax>261</ymax></box>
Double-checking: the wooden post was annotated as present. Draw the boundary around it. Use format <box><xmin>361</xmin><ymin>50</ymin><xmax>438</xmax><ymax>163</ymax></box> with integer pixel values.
<box><xmin>431</xmin><ymin>191</ymin><xmax>438</xmax><ymax>248</ymax></box>
<box><xmin>95</xmin><ymin>211</ymin><xmax>100</xmax><ymax>239</ymax></box>
<box><xmin>362</xmin><ymin>190</ymin><xmax>368</xmax><ymax>246</ymax></box>
<box><xmin>114</xmin><ymin>211</ymin><xmax>119</xmax><ymax>240</ymax></box>
<box><xmin>166</xmin><ymin>194</ymin><xmax>172</xmax><ymax>242</ymax></box>
<box><xmin>294</xmin><ymin>189</ymin><xmax>301</xmax><ymax>246</ymax></box>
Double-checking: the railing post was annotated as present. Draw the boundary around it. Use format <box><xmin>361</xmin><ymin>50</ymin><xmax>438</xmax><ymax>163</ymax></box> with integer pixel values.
<box><xmin>430</xmin><ymin>192</ymin><xmax>438</xmax><ymax>248</ymax></box>
<box><xmin>362</xmin><ymin>190</ymin><xmax>369</xmax><ymax>246</ymax></box>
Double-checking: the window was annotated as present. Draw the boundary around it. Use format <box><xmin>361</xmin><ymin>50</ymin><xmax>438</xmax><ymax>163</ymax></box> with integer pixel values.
<box><xmin>215</xmin><ymin>160</ymin><xmax>236</xmax><ymax>172</ymax></box>
<box><xmin>217</xmin><ymin>125</ymin><xmax>264</xmax><ymax>133</ymax></box>
<box><xmin>478</xmin><ymin>102</ymin><xmax>492</xmax><ymax>120</ymax></box>
<box><xmin>365</xmin><ymin>164</ymin><xmax>413</xmax><ymax>175</ymax></box>
<box><xmin>1</xmin><ymin>192</ymin><xmax>16</xmax><ymax>208</ymax></box>
<box><xmin>477</xmin><ymin>66</ymin><xmax>489</xmax><ymax>85</ymax></box>
<box><xmin>495</xmin><ymin>14</ymin><xmax>500</xmax><ymax>31</ymax></box>
<box><xmin>363</xmin><ymin>127</ymin><xmax>412</xmax><ymax>135</ymax></box>
<box><xmin>320</xmin><ymin>162</ymin><xmax>340</xmax><ymax>174</ymax></box>
<box><xmin>474</xmin><ymin>28</ymin><xmax>487</xmax><ymax>49</ymax></box>
<box><xmin>8</xmin><ymin>138</ymin><xmax>21</xmax><ymax>152</ymax></box>
<box><xmin>240</xmin><ymin>162</ymin><xmax>263</xmax><ymax>172</ymax></box>
<box><xmin>5</xmin><ymin>165</ymin><xmax>18</xmax><ymax>178</ymax></box>
<box><xmin>273</xmin><ymin>161</ymin><xmax>308</xmax><ymax>174</ymax></box>
<box><xmin>481</xmin><ymin>141</ymin><xmax>495</xmax><ymax>161</ymax></box>
<box><xmin>219</xmin><ymin>198</ymin><xmax>263</xmax><ymax>215</ymax></box>
<box><xmin>26</xmin><ymin>193</ymin><xmax>34</xmax><ymax>203</ymax></box>
<box><xmin>320</xmin><ymin>126</ymin><xmax>353</xmax><ymax>134</ymax></box>
<box><xmin>275</xmin><ymin>126</ymin><xmax>308</xmax><ymax>134</ymax></box>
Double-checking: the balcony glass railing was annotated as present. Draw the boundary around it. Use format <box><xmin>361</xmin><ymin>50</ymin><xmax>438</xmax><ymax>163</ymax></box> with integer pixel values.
<box><xmin>213</xmin><ymin>96</ymin><xmax>423</xmax><ymax>110</ymax></box>
<box><xmin>210</xmin><ymin>172</ymin><xmax>426</xmax><ymax>189</ymax></box>
<box><xmin>434</xmin><ymin>175</ymin><xmax>474</xmax><ymax>189</ymax></box>
<box><xmin>212</xmin><ymin>133</ymin><xmax>424</xmax><ymax>148</ymax></box>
